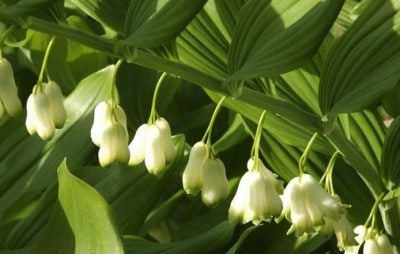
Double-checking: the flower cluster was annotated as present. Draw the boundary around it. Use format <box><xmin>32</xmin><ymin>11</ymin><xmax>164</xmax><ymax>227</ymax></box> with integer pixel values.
<box><xmin>0</xmin><ymin>58</ymin><xmax>22</xmax><ymax>119</ymax></box>
<box><xmin>91</xmin><ymin>101</ymin><xmax>130</xmax><ymax>167</ymax></box>
<box><xmin>349</xmin><ymin>226</ymin><xmax>394</xmax><ymax>254</ymax></box>
<box><xmin>129</xmin><ymin>117</ymin><xmax>175</xmax><ymax>175</ymax></box>
<box><xmin>26</xmin><ymin>81</ymin><xmax>66</xmax><ymax>140</ymax></box>
<box><xmin>280</xmin><ymin>174</ymin><xmax>347</xmax><ymax>236</ymax></box>
<box><xmin>229</xmin><ymin>158</ymin><xmax>283</xmax><ymax>225</ymax></box>
<box><xmin>182</xmin><ymin>142</ymin><xmax>229</xmax><ymax>206</ymax></box>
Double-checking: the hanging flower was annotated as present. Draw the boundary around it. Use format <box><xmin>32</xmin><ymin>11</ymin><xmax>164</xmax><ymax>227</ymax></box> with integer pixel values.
<box><xmin>347</xmin><ymin>226</ymin><xmax>394</xmax><ymax>254</ymax></box>
<box><xmin>98</xmin><ymin>121</ymin><xmax>130</xmax><ymax>167</ymax></box>
<box><xmin>201</xmin><ymin>158</ymin><xmax>230</xmax><ymax>206</ymax></box>
<box><xmin>281</xmin><ymin>174</ymin><xmax>347</xmax><ymax>236</ymax></box>
<box><xmin>229</xmin><ymin>158</ymin><xmax>283</xmax><ymax>225</ymax></box>
<box><xmin>90</xmin><ymin>101</ymin><xmax>130</xmax><ymax>167</ymax></box>
<box><xmin>25</xmin><ymin>81</ymin><xmax>66</xmax><ymax>140</ymax></box>
<box><xmin>0</xmin><ymin>58</ymin><xmax>22</xmax><ymax>119</ymax></box>
<box><xmin>128</xmin><ymin>117</ymin><xmax>175</xmax><ymax>175</ymax></box>
<box><xmin>320</xmin><ymin>214</ymin><xmax>356</xmax><ymax>251</ymax></box>
<box><xmin>182</xmin><ymin>141</ymin><xmax>208</xmax><ymax>195</ymax></box>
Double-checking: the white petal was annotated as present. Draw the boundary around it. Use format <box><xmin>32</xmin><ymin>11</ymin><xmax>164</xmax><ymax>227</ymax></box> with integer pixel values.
<box><xmin>43</xmin><ymin>81</ymin><xmax>66</xmax><ymax>128</ymax></box>
<box><xmin>333</xmin><ymin>216</ymin><xmax>356</xmax><ymax>251</ymax></box>
<box><xmin>376</xmin><ymin>234</ymin><xmax>394</xmax><ymax>254</ymax></box>
<box><xmin>90</xmin><ymin>101</ymin><xmax>112</xmax><ymax>146</ymax></box>
<box><xmin>30</xmin><ymin>91</ymin><xmax>55</xmax><ymax>140</ymax></box>
<box><xmin>144</xmin><ymin>125</ymin><xmax>166</xmax><ymax>175</ymax></box>
<box><xmin>182</xmin><ymin>141</ymin><xmax>208</xmax><ymax>195</ymax></box>
<box><xmin>25</xmin><ymin>94</ymin><xmax>36</xmax><ymax>135</ymax></box>
<box><xmin>155</xmin><ymin>117</ymin><xmax>175</xmax><ymax>162</ymax></box>
<box><xmin>98</xmin><ymin>123</ymin><xmax>130</xmax><ymax>167</ymax></box>
<box><xmin>0</xmin><ymin>58</ymin><xmax>22</xmax><ymax>117</ymax></box>
<box><xmin>201</xmin><ymin>158</ymin><xmax>229</xmax><ymax>206</ymax></box>
<box><xmin>364</xmin><ymin>239</ymin><xmax>380</xmax><ymax>254</ymax></box>
<box><xmin>229</xmin><ymin>171</ymin><xmax>252</xmax><ymax>223</ymax></box>
<box><xmin>128</xmin><ymin>124</ymin><xmax>149</xmax><ymax>166</ymax></box>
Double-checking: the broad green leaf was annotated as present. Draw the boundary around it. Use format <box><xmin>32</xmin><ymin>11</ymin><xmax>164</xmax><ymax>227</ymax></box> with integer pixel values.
<box><xmin>57</xmin><ymin>160</ymin><xmax>124</xmax><ymax>254</ymax></box>
<box><xmin>0</xmin><ymin>0</ymin><xmax>57</xmax><ymax>18</ymax></box>
<box><xmin>381</xmin><ymin>117</ymin><xmax>400</xmax><ymax>189</ymax></box>
<box><xmin>124</xmin><ymin>222</ymin><xmax>234</xmax><ymax>254</ymax></box>
<box><xmin>69</xmin><ymin>0</ymin><xmax>128</xmax><ymax>34</ymax></box>
<box><xmin>228</xmin><ymin>0</ymin><xmax>344</xmax><ymax>80</ymax></box>
<box><xmin>213</xmin><ymin>114</ymin><xmax>248</xmax><ymax>154</ymax></box>
<box><xmin>319</xmin><ymin>0</ymin><xmax>400</xmax><ymax>116</ymax></box>
<box><xmin>226</xmin><ymin>225</ymin><xmax>259</xmax><ymax>254</ymax></box>
<box><xmin>122</xmin><ymin>0</ymin><xmax>207</xmax><ymax>48</ymax></box>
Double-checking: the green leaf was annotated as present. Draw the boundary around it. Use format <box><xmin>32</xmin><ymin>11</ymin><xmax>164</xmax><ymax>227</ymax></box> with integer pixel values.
<box><xmin>69</xmin><ymin>0</ymin><xmax>128</xmax><ymax>34</ymax></box>
<box><xmin>57</xmin><ymin>160</ymin><xmax>124</xmax><ymax>254</ymax></box>
<box><xmin>213</xmin><ymin>114</ymin><xmax>248</xmax><ymax>154</ymax></box>
<box><xmin>319</xmin><ymin>0</ymin><xmax>400</xmax><ymax>116</ymax></box>
<box><xmin>124</xmin><ymin>222</ymin><xmax>234</xmax><ymax>254</ymax></box>
<box><xmin>0</xmin><ymin>0</ymin><xmax>57</xmax><ymax>18</ymax></box>
<box><xmin>122</xmin><ymin>0</ymin><xmax>207</xmax><ymax>48</ymax></box>
<box><xmin>228</xmin><ymin>0</ymin><xmax>344</xmax><ymax>80</ymax></box>
<box><xmin>381</xmin><ymin>117</ymin><xmax>400</xmax><ymax>189</ymax></box>
<box><xmin>226</xmin><ymin>225</ymin><xmax>259</xmax><ymax>254</ymax></box>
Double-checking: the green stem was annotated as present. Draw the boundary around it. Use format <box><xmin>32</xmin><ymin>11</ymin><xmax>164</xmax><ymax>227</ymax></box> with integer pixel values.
<box><xmin>0</xmin><ymin>24</ymin><xmax>15</xmax><ymax>58</ymax></box>
<box><xmin>148</xmin><ymin>72</ymin><xmax>168</xmax><ymax>124</ymax></box>
<box><xmin>320</xmin><ymin>151</ymin><xmax>340</xmax><ymax>194</ymax></box>
<box><xmin>298</xmin><ymin>132</ymin><xmax>319</xmax><ymax>176</ymax></box>
<box><xmin>250</xmin><ymin>110</ymin><xmax>267</xmax><ymax>171</ymax></box>
<box><xmin>37</xmin><ymin>36</ymin><xmax>56</xmax><ymax>87</ymax></box>
<box><xmin>201</xmin><ymin>96</ymin><xmax>226</xmax><ymax>145</ymax></box>
<box><xmin>364</xmin><ymin>192</ymin><xmax>385</xmax><ymax>229</ymax></box>
<box><xmin>110</xmin><ymin>59</ymin><xmax>123</xmax><ymax>105</ymax></box>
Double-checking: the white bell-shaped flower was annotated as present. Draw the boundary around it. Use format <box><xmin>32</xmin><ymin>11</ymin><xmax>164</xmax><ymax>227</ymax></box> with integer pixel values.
<box><xmin>155</xmin><ymin>117</ymin><xmax>175</xmax><ymax>162</ymax></box>
<box><xmin>201</xmin><ymin>158</ymin><xmax>230</xmax><ymax>206</ymax></box>
<box><xmin>320</xmin><ymin>215</ymin><xmax>356</xmax><ymax>251</ymax></box>
<box><xmin>128</xmin><ymin>123</ymin><xmax>149</xmax><ymax>165</ymax></box>
<box><xmin>0</xmin><ymin>58</ymin><xmax>22</xmax><ymax>118</ymax></box>
<box><xmin>98</xmin><ymin>122</ymin><xmax>130</xmax><ymax>167</ymax></box>
<box><xmin>91</xmin><ymin>101</ymin><xmax>113</xmax><ymax>146</ymax></box>
<box><xmin>182</xmin><ymin>142</ymin><xmax>208</xmax><ymax>195</ymax></box>
<box><xmin>364</xmin><ymin>233</ymin><xmax>394</xmax><ymax>254</ymax></box>
<box><xmin>281</xmin><ymin>174</ymin><xmax>346</xmax><ymax>236</ymax></box>
<box><xmin>229</xmin><ymin>158</ymin><xmax>283</xmax><ymax>225</ymax></box>
<box><xmin>349</xmin><ymin>226</ymin><xmax>394</xmax><ymax>254</ymax></box>
<box><xmin>25</xmin><ymin>90</ymin><xmax>55</xmax><ymax>140</ymax></box>
<box><xmin>144</xmin><ymin>124</ymin><xmax>166</xmax><ymax>175</ymax></box>
<box><xmin>43</xmin><ymin>81</ymin><xmax>66</xmax><ymax>128</ymax></box>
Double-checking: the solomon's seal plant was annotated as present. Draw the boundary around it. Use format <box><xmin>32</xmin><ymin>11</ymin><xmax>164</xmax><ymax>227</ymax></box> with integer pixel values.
<box><xmin>0</xmin><ymin>1</ymin><xmax>400</xmax><ymax>254</ymax></box>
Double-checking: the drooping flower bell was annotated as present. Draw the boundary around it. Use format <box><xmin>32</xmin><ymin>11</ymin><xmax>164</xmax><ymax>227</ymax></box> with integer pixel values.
<box><xmin>182</xmin><ymin>141</ymin><xmax>208</xmax><ymax>195</ymax></box>
<box><xmin>91</xmin><ymin>101</ymin><xmax>130</xmax><ymax>167</ymax></box>
<box><xmin>229</xmin><ymin>158</ymin><xmax>283</xmax><ymax>225</ymax></box>
<box><xmin>26</xmin><ymin>81</ymin><xmax>66</xmax><ymax>140</ymax></box>
<box><xmin>280</xmin><ymin>173</ymin><xmax>347</xmax><ymax>236</ymax></box>
<box><xmin>128</xmin><ymin>117</ymin><xmax>175</xmax><ymax>175</ymax></box>
<box><xmin>346</xmin><ymin>226</ymin><xmax>394</xmax><ymax>254</ymax></box>
<box><xmin>0</xmin><ymin>58</ymin><xmax>22</xmax><ymax>119</ymax></box>
<box><xmin>320</xmin><ymin>214</ymin><xmax>356</xmax><ymax>251</ymax></box>
<box><xmin>201</xmin><ymin>158</ymin><xmax>230</xmax><ymax>206</ymax></box>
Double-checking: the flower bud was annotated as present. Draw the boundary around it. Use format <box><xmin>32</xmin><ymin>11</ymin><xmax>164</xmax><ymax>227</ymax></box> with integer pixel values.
<box><xmin>182</xmin><ymin>142</ymin><xmax>208</xmax><ymax>195</ymax></box>
<box><xmin>128</xmin><ymin>124</ymin><xmax>149</xmax><ymax>166</ymax></box>
<box><xmin>43</xmin><ymin>81</ymin><xmax>66</xmax><ymax>128</ymax></box>
<box><xmin>201</xmin><ymin>158</ymin><xmax>229</xmax><ymax>206</ymax></box>
<box><xmin>229</xmin><ymin>158</ymin><xmax>283</xmax><ymax>225</ymax></box>
<box><xmin>25</xmin><ymin>90</ymin><xmax>55</xmax><ymax>140</ymax></box>
<box><xmin>155</xmin><ymin>117</ymin><xmax>175</xmax><ymax>162</ymax></box>
<box><xmin>98</xmin><ymin>122</ymin><xmax>130</xmax><ymax>167</ymax></box>
<box><xmin>0</xmin><ymin>58</ymin><xmax>22</xmax><ymax>118</ymax></box>
<box><xmin>144</xmin><ymin>125</ymin><xmax>166</xmax><ymax>175</ymax></box>
<box><xmin>91</xmin><ymin>101</ymin><xmax>113</xmax><ymax>146</ymax></box>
